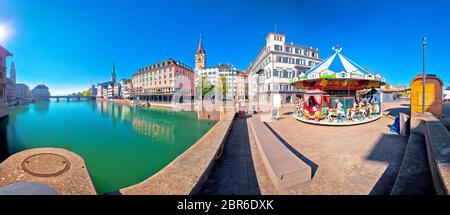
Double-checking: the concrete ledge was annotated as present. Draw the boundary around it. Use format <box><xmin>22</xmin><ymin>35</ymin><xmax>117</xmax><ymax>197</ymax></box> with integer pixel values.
<box><xmin>120</xmin><ymin>112</ymin><xmax>235</xmax><ymax>195</ymax></box>
<box><xmin>248</xmin><ymin>117</ymin><xmax>311</xmax><ymax>191</ymax></box>
<box><xmin>0</xmin><ymin>148</ymin><xmax>96</xmax><ymax>195</ymax></box>
<box><xmin>423</xmin><ymin>120</ymin><xmax>450</xmax><ymax>195</ymax></box>
<box><xmin>0</xmin><ymin>182</ymin><xmax>59</xmax><ymax>195</ymax></box>
<box><xmin>391</xmin><ymin>133</ymin><xmax>434</xmax><ymax>194</ymax></box>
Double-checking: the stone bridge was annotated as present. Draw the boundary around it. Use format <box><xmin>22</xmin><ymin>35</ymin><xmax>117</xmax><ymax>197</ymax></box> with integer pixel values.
<box><xmin>49</xmin><ymin>95</ymin><xmax>96</xmax><ymax>102</ymax></box>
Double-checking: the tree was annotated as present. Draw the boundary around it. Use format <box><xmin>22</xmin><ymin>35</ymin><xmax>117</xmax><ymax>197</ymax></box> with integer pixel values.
<box><xmin>82</xmin><ymin>90</ymin><xmax>91</xmax><ymax>97</ymax></box>
<box><xmin>214</xmin><ymin>75</ymin><xmax>229</xmax><ymax>101</ymax></box>
<box><xmin>198</xmin><ymin>75</ymin><xmax>213</xmax><ymax>100</ymax></box>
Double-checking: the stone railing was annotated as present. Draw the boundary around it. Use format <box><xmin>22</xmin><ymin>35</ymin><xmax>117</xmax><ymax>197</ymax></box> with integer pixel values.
<box><xmin>422</xmin><ymin>116</ymin><xmax>450</xmax><ymax>195</ymax></box>
<box><xmin>120</xmin><ymin>112</ymin><xmax>235</xmax><ymax>195</ymax></box>
<box><xmin>409</xmin><ymin>113</ymin><xmax>450</xmax><ymax>195</ymax></box>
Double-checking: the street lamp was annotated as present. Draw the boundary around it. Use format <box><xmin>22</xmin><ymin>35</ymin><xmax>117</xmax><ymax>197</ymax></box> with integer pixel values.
<box><xmin>422</xmin><ymin>36</ymin><xmax>427</xmax><ymax>113</ymax></box>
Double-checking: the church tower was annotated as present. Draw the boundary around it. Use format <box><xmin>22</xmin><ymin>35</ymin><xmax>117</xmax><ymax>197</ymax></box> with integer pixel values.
<box><xmin>10</xmin><ymin>61</ymin><xmax>16</xmax><ymax>84</ymax></box>
<box><xmin>111</xmin><ymin>59</ymin><xmax>116</xmax><ymax>84</ymax></box>
<box><xmin>195</xmin><ymin>34</ymin><xmax>206</xmax><ymax>71</ymax></box>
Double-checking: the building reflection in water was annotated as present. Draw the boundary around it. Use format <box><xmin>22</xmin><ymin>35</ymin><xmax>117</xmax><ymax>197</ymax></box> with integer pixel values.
<box><xmin>94</xmin><ymin>101</ymin><xmax>181</xmax><ymax>144</ymax></box>
<box><xmin>1</xmin><ymin>104</ymin><xmax>32</xmax><ymax>161</ymax></box>
<box><xmin>0</xmin><ymin>117</ymin><xmax>9</xmax><ymax>162</ymax></box>
<box><xmin>33</xmin><ymin>100</ymin><xmax>50</xmax><ymax>113</ymax></box>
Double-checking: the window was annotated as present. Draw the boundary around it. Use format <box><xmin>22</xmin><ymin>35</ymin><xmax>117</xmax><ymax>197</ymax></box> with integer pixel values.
<box><xmin>285</xmin><ymin>46</ymin><xmax>291</xmax><ymax>53</ymax></box>
<box><xmin>296</xmin><ymin>59</ymin><xmax>300</xmax><ymax>64</ymax></box>
<box><xmin>274</xmin><ymin>45</ymin><xmax>282</xmax><ymax>51</ymax></box>
<box><xmin>282</xmin><ymin>57</ymin><xmax>288</xmax><ymax>63</ymax></box>
<box><xmin>273</xmin><ymin>70</ymin><xmax>279</xmax><ymax>77</ymax></box>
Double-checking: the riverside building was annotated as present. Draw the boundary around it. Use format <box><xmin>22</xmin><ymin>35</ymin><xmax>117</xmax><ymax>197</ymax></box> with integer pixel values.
<box><xmin>97</xmin><ymin>60</ymin><xmax>118</xmax><ymax>99</ymax></box>
<box><xmin>16</xmin><ymin>83</ymin><xmax>31</xmax><ymax>99</ymax></box>
<box><xmin>132</xmin><ymin>58</ymin><xmax>194</xmax><ymax>103</ymax></box>
<box><xmin>248</xmin><ymin>32</ymin><xmax>321</xmax><ymax>106</ymax></box>
<box><xmin>120</xmin><ymin>78</ymin><xmax>133</xmax><ymax>99</ymax></box>
<box><xmin>237</xmin><ymin>71</ymin><xmax>249</xmax><ymax>102</ymax></box>
<box><xmin>194</xmin><ymin>36</ymin><xmax>241</xmax><ymax>101</ymax></box>
<box><xmin>197</xmin><ymin>64</ymin><xmax>238</xmax><ymax>100</ymax></box>
<box><xmin>31</xmin><ymin>84</ymin><xmax>50</xmax><ymax>100</ymax></box>
<box><xmin>6</xmin><ymin>61</ymin><xmax>16</xmax><ymax>105</ymax></box>
<box><xmin>0</xmin><ymin>45</ymin><xmax>13</xmax><ymax>118</ymax></box>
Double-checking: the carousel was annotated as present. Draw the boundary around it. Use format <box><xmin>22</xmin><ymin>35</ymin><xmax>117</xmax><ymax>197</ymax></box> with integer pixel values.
<box><xmin>292</xmin><ymin>46</ymin><xmax>385</xmax><ymax>125</ymax></box>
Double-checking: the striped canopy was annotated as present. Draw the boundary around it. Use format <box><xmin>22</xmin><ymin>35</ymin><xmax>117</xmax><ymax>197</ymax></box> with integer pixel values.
<box><xmin>292</xmin><ymin>47</ymin><xmax>385</xmax><ymax>83</ymax></box>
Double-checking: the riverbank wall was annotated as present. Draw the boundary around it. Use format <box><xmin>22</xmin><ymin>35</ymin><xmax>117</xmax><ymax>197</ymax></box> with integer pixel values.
<box><xmin>120</xmin><ymin>111</ymin><xmax>235</xmax><ymax>195</ymax></box>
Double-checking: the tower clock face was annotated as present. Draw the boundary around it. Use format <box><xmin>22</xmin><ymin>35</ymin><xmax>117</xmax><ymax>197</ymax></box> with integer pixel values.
<box><xmin>196</xmin><ymin>55</ymin><xmax>204</xmax><ymax>62</ymax></box>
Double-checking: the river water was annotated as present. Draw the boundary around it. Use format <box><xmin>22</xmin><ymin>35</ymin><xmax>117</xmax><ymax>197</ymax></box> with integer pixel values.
<box><xmin>0</xmin><ymin>101</ymin><xmax>216</xmax><ymax>194</ymax></box>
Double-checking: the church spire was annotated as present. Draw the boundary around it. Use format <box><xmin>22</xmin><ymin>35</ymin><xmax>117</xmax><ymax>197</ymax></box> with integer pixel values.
<box><xmin>197</xmin><ymin>34</ymin><xmax>205</xmax><ymax>54</ymax></box>
<box><xmin>10</xmin><ymin>61</ymin><xmax>16</xmax><ymax>83</ymax></box>
<box><xmin>111</xmin><ymin>58</ymin><xmax>116</xmax><ymax>83</ymax></box>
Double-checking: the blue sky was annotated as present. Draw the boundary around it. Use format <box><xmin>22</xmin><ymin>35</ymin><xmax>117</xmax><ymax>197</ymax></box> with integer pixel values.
<box><xmin>0</xmin><ymin>0</ymin><xmax>449</xmax><ymax>95</ymax></box>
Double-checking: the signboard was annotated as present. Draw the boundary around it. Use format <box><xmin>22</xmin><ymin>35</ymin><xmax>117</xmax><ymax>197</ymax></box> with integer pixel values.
<box><xmin>320</xmin><ymin>70</ymin><xmax>335</xmax><ymax>79</ymax></box>
<box><xmin>336</xmin><ymin>72</ymin><xmax>350</xmax><ymax>79</ymax></box>
<box><xmin>308</xmin><ymin>73</ymin><xmax>319</xmax><ymax>80</ymax></box>
<box><xmin>273</xmin><ymin>93</ymin><xmax>282</xmax><ymax>108</ymax></box>
<box><xmin>365</xmin><ymin>74</ymin><xmax>375</xmax><ymax>80</ymax></box>
<box><xmin>351</xmin><ymin>72</ymin><xmax>364</xmax><ymax>79</ymax></box>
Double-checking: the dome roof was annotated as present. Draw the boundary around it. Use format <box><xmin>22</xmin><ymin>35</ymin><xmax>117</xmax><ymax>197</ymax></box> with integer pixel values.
<box><xmin>306</xmin><ymin>47</ymin><xmax>369</xmax><ymax>75</ymax></box>
<box><xmin>293</xmin><ymin>46</ymin><xmax>385</xmax><ymax>83</ymax></box>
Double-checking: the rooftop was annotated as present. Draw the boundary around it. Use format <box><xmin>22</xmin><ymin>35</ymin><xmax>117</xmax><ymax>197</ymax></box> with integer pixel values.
<box><xmin>33</xmin><ymin>84</ymin><xmax>49</xmax><ymax>90</ymax></box>
<box><xmin>136</xmin><ymin>58</ymin><xmax>192</xmax><ymax>74</ymax></box>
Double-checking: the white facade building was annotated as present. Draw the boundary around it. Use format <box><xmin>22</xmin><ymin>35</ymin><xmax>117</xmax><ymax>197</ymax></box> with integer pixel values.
<box><xmin>197</xmin><ymin>64</ymin><xmax>238</xmax><ymax>100</ymax></box>
<box><xmin>16</xmin><ymin>83</ymin><xmax>31</xmax><ymax>99</ymax></box>
<box><xmin>31</xmin><ymin>84</ymin><xmax>50</xmax><ymax>100</ymax></box>
<box><xmin>120</xmin><ymin>78</ymin><xmax>132</xmax><ymax>99</ymax></box>
<box><xmin>248</xmin><ymin>32</ymin><xmax>321</xmax><ymax>106</ymax></box>
<box><xmin>96</xmin><ymin>82</ymin><xmax>109</xmax><ymax>99</ymax></box>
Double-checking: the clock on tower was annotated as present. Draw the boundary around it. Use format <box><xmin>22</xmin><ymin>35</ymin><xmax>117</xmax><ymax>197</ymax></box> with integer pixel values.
<box><xmin>195</xmin><ymin>35</ymin><xmax>206</xmax><ymax>71</ymax></box>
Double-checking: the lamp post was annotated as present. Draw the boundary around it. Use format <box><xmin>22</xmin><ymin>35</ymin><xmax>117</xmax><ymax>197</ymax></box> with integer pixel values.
<box><xmin>422</xmin><ymin>36</ymin><xmax>427</xmax><ymax>113</ymax></box>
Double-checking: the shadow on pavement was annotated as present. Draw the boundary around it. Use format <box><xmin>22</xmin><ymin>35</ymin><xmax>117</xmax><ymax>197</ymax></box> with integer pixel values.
<box><xmin>198</xmin><ymin>117</ymin><xmax>261</xmax><ymax>195</ymax></box>
<box><xmin>264</xmin><ymin>122</ymin><xmax>319</xmax><ymax>177</ymax></box>
<box><xmin>366</xmin><ymin>133</ymin><xmax>434</xmax><ymax>195</ymax></box>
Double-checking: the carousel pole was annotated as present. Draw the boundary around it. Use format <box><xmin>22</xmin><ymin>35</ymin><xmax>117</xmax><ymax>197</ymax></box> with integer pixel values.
<box><xmin>422</xmin><ymin>36</ymin><xmax>427</xmax><ymax>113</ymax></box>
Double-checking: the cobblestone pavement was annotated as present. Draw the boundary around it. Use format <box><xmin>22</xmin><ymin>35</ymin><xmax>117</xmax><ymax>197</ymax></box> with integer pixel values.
<box><xmin>264</xmin><ymin>101</ymin><xmax>409</xmax><ymax>194</ymax></box>
<box><xmin>199</xmin><ymin>117</ymin><xmax>273</xmax><ymax>195</ymax></box>
<box><xmin>200</xmin><ymin>101</ymin><xmax>412</xmax><ymax>195</ymax></box>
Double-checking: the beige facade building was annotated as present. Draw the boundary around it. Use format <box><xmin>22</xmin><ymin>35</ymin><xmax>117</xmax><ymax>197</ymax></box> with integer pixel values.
<box><xmin>237</xmin><ymin>71</ymin><xmax>249</xmax><ymax>102</ymax></box>
<box><xmin>132</xmin><ymin>58</ymin><xmax>194</xmax><ymax>103</ymax></box>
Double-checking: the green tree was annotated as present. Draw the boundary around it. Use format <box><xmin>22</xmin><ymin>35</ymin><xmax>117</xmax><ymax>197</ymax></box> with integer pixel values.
<box><xmin>214</xmin><ymin>75</ymin><xmax>228</xmax><ymax>101</ymax></box>
<box><xmin>198</xmin><ymin>75</ymin><xmax>213</xmax><ymax>99</ymax></box>
<box><xmin>82</xmin><ymin>90</ymin><xmax>91</xmax><ymax>97</ymax></box>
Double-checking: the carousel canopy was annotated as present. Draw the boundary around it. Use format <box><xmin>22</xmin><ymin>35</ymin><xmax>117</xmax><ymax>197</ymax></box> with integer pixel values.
<box><xmin>292</xmin><ymin>46</ymin><xmax>385</xmax><ymax>84</ymax></box>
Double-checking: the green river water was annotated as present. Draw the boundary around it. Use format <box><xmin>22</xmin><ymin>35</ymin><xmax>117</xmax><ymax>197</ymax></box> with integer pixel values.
<box><xmin>0</xmin><ymin>101</ymin><xmax>216</xmax><ymax>194</ymax></box>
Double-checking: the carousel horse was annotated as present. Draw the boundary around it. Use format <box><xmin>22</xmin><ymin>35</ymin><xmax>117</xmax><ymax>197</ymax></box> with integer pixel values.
<box><xmin>358</xmin><ymin>100</ymin><xmax>367</xmax><ymax>119</ymax></box>
<box><xmin>296</xmin><ymin>99</ymin><xmax>304</xmax><ymax>117</ymax></box>
<box><xmin>327</xmin><ymin>102</ymin><xmax>346</xmax><ymax>122</ymax></box>
<box><xmin>367</xmin><ymin>102</ymin><xmax>380</xmax><ymax>117</ymax></box>
<box><xmin>346</xmin><ymin>103</ymin><xmax>358</xmax><ymax>121</ymax></box>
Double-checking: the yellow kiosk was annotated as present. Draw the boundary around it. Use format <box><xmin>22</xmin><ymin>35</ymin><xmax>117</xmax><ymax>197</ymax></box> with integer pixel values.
<box><xmin>410</xmin><ymin>74</ymin><xmax>443</xmax><ymax>117</ymax></box>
